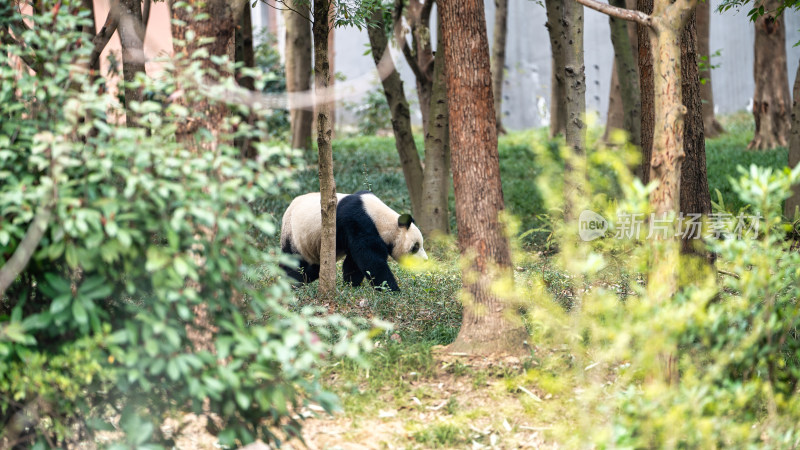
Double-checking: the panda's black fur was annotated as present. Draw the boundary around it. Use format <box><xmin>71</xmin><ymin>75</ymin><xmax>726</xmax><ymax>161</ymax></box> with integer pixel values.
<box><xmin>280</xmin><ymin>190</ymin><xmax>426</xmax><ymax>292</ymax></box>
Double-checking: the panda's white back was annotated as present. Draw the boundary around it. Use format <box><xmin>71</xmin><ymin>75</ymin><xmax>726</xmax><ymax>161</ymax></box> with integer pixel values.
<box><xmin>281</xmin><ymin>192</ymin><xmax>348</xmax><ymax>265</ymax></box>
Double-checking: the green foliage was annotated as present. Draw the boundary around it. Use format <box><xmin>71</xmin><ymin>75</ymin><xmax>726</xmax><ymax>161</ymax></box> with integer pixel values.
<box><xmin>517</xmin><ymin>131</ymin><xmax>800</xmax><ymax>447</ymax></box>
<box><xmin>344</xmin><ymin>85</ymin><xmax>392</xmax><ymax>136</ymax></box>
<box><xmin>253</xmin><ymin>30</ymin><xmax>290</xmax><ymax>140</ymax></box>
<box><xmin>0</xmin><ymin>4</ymin><xmax>379</xmax><ymax>447</ymax></box>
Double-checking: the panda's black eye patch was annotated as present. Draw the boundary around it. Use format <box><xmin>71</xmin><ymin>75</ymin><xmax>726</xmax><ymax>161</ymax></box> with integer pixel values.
<box><xmin>411</xmin><ymin>243</ymin><xmax>420</xmax><ymax>253</ymax></box>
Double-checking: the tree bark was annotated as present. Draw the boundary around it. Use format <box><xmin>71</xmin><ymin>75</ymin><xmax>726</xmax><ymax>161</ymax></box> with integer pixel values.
<box><xmin>562</xmin><ymin>0</ymin><xmax>587</xmax><ymax>223</ymax></box>
<box><xmin>284</xmin><ymin>1</ymin><xmax>314</xmax><ymax>151</ymax></box>
<box><xmin>420</xmin><ymin>15</ymin><xmax>451</xmax><ymax>236</ymax></box>
<box><xmin>313</xmin><ymin>0</ymin><xmax>337</xmax><ymax>300</ymax></box>
<box><xmin>677</xmin><ymin>10</ymin><xmax>712</xmax><ymax>253</ymax></box>
<box><xmin>440</xmin><ymin>0</ymin><xmax>526</xmax><ymax>356</ymax></box>
<box><xmin>605</xmin><ymin>0</ymin><xmax>641</xmax><ymax>151</ymax></box>
<box><xmin>749</xmin><ymin>0</ymin><xmax>791</xmax><ymax>150</ymax></box>
<box><xmin>784</xmin><ymin>61</ymin><xmax>800</xmax><ymax>218</ymax></box>
<box><xmin>366</xmin><ymin>8</ymin><xmax>424</xmax><ymax>222</ymax></box>
<box><xmin>168</xmin><ymin>0</ymin><xmax>241</xmax><ymax>145</ymax></box>
<box><xmin>491</xmin><ymin>0</ymin><xmax>508</xmax><ymax>134</ymax></box>
<box><xmin>118</xmin><ymin>0</ymin><xmax>146</xmax><ymax>125</ymax></box>
<box><xmin>328</xmin><ymin>13</ymin><xmax>336</xmax><ymax>136</ymax></box>
<box><xmin>545</xmin><ymin>0</ymin><xmax>567</xmax><ymax>138</ymax></box>
<box><xmin>394</xmin><ymin>0</ymin><xmax>435</xmax><ymax>135</ymax></box>
<box><xmin>235</xmin><ymin>4</ymin><xmax>256</xmax><ymax>91</ymax></box>
<box><xmin>696</xmin><ymin>0</ymin><xmax>724</xmax><ymax>137</ymax></box>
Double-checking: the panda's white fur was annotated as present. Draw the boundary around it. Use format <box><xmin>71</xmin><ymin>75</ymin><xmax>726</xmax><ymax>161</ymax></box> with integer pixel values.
<box><xmin>280</xmin><ymin>191</ymin><xmax>427</xmax><ymax>291</ymax></box>
<box><xmin>280</xmin><ymin>192</ymin><xmax>348</xmax><ymax>265</ymax></box>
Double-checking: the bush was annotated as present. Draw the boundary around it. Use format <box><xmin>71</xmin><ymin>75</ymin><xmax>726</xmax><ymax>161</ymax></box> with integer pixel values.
<box><xmin>0</xmin><ymin>4</ymin><xmax>379</xmax><ymax>448</ymax></box>
<box><xmin>518</xmin><ymin>131</ymin><xmax>800</xmax><ymax>447</ymax></box>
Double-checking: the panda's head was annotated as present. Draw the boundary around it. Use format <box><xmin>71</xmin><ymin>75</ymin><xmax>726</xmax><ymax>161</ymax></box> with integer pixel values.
<box><xmin>393</xmin><ymin>213</ymin><xmax>427</xmax><ymax>261</ymax></box>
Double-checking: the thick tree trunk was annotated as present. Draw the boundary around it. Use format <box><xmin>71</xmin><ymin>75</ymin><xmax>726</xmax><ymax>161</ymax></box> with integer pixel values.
<box><xmin>313</xmin><ymin>0</ymin><xmax>337</xmax><ymax>300</ymax></box>
<box><xmin>421</xmin><ymin>17</ymin><xmax>451</xmax><ymax>236</ymax></box>
<box><xmin>697</xmin><ymin>0</ymin><xmax>724</xmax><ymax>137</ymax></box>
<box><xmin>638</xmin><ymin>1</ymin><xmax>707</xmax><ymax>222</ymax></box>
<box><xmin>562</xmin><ymin>0</ymin><xmax>587</xmax><ymax>222</ymax></box>
<box><xmin>440</xmin><ymin>0</ymin><xmax>526</xmax><ymax>356</ymax></box>
<box><xmin>118</xmin><ymin>0</ymin><xmax>145</xmax><ymax>125</ymax></box>
<box><xmin>168</xmin><ymin>0</ymin><xmax>240</xmax><ymax>144</ymax></box>
<box><xmin>284</xmin><ymin>2</ymin><xmax>314</xmax><ymax>151</ymax></box>
<box><xmin>605</xmin><ymin>0</ymin><xmax>641</xmax><ymax>150</ymax></box>
<box><xmin>492</xmin><ymin>0</ymin><xmax>508</xmax><ymax>134</ymax></box>
<box><xmin>545</xmin><ymin>0</ymin><xmax>567</xmax><ymax>138</ymax></box>
<box><xmin>749</xmin><ymin>0</ymin><xmax>791</xmax><ymax>150</ymax></box>
<box><xmin>366</xmin><ymin>8</ymin><xmax>424</xmax><ymax>222</ymax></box>
<box><xmin>784</xmin><ymin>62</ymin><xmax>800</xmax><ymax>218</ymax></box>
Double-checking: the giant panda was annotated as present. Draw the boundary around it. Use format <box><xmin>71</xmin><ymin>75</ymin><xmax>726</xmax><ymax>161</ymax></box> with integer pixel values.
<box><xmin>280</xmin><ymin>190</ymin><xmax>427</xmax><ymax>291</ymax></box>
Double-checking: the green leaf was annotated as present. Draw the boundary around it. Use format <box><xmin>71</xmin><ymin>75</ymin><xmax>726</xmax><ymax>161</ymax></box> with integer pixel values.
<box><xmin>50</xmin><ymin>293</ymin><xmax>72</xmax><ymax>314</ymax></box>
<box><xmin>72</xmin><ymin>300</ymin><xmax>88</xmax><ymax>326</ymax></box>
<box><xmin>235</xmin><ymin>391</ymin><xmax>251</xmax><ymax>410</ymax></box>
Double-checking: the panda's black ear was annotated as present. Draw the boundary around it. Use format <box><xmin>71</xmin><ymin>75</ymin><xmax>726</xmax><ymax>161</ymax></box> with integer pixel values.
<box><xmin>398</xmin><ymin>214</ymin><xmax>414</xmax><ymax>228</ymax></box>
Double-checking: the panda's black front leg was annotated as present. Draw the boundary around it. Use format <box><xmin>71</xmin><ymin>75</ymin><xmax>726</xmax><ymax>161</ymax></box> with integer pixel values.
<box><xmin>342</xmin><ymin>254</ymin><xmax>365</xmax><ymax>287</ymax></box>
<box><xmin>354</xmin><ymin>255</ymin><xmax>400</xmax><ymax>292</ymax></box>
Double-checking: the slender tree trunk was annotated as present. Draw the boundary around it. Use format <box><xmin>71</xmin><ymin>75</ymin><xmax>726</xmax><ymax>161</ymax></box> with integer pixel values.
<box><xmin>366</xmin><ymin>8</ymin><xmax>424</xmax><ymax>221</ymax></box>
<box><xmin>118</xmin><ymin>0</ymin><xmax>145</xmax><ymax>125</ymax></box>
<box><xmin>492</xmin><ymin>0</ymin><xmax>508</xmax><ymax>134</ymax></box>
<box><xmin>749</xmin><ymin>0</ymin><xmax>791</xmax><ymax>150</ymax></box>
<box><xmin>284</xmin><ymin>2</ymin><xmax>314</xmax><ymax>151</ymax></box>
<box><xmin>697</xmin><ymin>0</ymin><xmax>724</xmax><ymax>137</ymax></box>
<box><xmin>562</xmin><ymin>0</ymin><xmax>586</xmax><ymax>222</ymax></box>
<box><xmin>394</xmin><ymin>0</ymin><xmax>434</xmax><ymax>135</ymax></box>
<box><xmin>784</xmin><ymin>62</ymin><xmax>800</xmax><ymax>218</ymax></box>
<box><xmin>235</xmin><ymin>4</ymin><xmax>256</xmax><ymax>91</ymax></box>
<box><xmin>605</xmin><ymin>0</ymin><xmax>641</xmax><ymax>150</ymax></box>
<box><xmin>314</xmin><ymin>0</ymin><xmax>337</xmax><ymax>300</ymax></box>
<box><xmin>440</xmin><ymin>0</ymin><xmax>526</xmax><ymax>356</ymax></box>
<box><xmin>545</xmin><ymin>0</ymin><xmax>567</xmax><ymax>138</ymax></box>
<box><xmin>235</xmin><ymin>4</ymin><xmax>258</xmax><ymax>159</ymax></box>
<box><xmin>421</xmin><ymin>16</ymin><xmax>451</xmax><ymax>236</ymax></box>
<box><xmin>678</xmin><ymin>11</ymin><xmax>712</xmax><ymax>253</ymax></box>
<box><xmin>328</xmin><ymin>13</ymin><xmax>336</xmax><ymax>136</ymax></box>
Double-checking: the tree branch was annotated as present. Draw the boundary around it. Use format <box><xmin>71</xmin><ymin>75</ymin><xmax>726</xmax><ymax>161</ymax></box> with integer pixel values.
<box><xmin>142</xmin><ymin>0</ymin><xmax>151</xmax><ymax>30</ymax></box>
<box><xmin>89</xmin><ymin>0</ymin><xmax>120</xmax><ymax>71</ymax></box>
<box><xmin>420</xmin><ymin>0</ymin><xmax>433</xmax><ymax>29</ymax></box>
<box><xmin>573</xmin><ymin>0</ymin><xmax>653</xmax><ymax>27</ymax></box>
<box><xmin>401</xmin><ymin>40</ymin><xmax>424</xmax><ymax>81</ymax></box>
<box><xmin>0</xmin><ymin>196</ymin><xmax>53</xmax><ymax>299</ymax></box>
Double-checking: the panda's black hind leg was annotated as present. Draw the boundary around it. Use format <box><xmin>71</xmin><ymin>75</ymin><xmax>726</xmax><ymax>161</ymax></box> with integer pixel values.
<box><xmin>281</xmin><ymin>258</ymin><xmax>320</xmax><ymax>284</ymax></box>
<box><xmin>342</xmin><ymin>254</ymin><xmax>365</xmax><ymax>287</ymax></box>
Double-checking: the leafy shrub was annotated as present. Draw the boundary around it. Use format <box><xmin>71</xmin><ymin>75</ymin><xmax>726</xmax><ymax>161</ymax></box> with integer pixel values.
<box><xmin>254</xmin><ymin>30</ymin><xmax>290</xmax><ymax>140</ymax></box>
<box><xmin>518</xmin><ymin>131</ymin><xmax>800</xmax><ymax>447</ymax></box>
<box><xmin>0</xmin><ymin>4</ymin><xmax>379</xmax><ymax>448</ymax></box>
<box><xmin>345</xmin><ymin>85</ymin><xmax>392</xmax><ymax>136</ymax></box>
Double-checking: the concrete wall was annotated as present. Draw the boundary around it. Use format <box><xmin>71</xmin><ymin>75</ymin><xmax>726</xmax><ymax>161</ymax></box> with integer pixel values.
<box><xmin>256</xmin><ymin>1</ymin><xmax>800</xmax><ymax>131</ymax></box>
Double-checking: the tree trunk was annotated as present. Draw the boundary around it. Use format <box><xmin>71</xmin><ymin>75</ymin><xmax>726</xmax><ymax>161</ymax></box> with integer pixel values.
<box><xmin>562</xmin><ymin>0</ymin><xmax>587</xmax><ymax>222</ymax></box>
<box><xmin>440</xmin><ymin>0</ymin><xmax>526</xmax><ymax>356</ymax></box>
<box><xmin>313</xmin><ymin>0</ymin><xmax>337</xmax><ymax>300</ymax></box>
<box><xmin>696</xmin><ymin>0</ymin><xmax>724</xmax><ymax>137</ymax></box>
<box><xmin>366</xmin><ymin>8</ymin><xmax>424</xmax><ymax>222</ymax></box>
<box><xmin>605</xmin><ymin>0</ymin><xmax>641</xmax><ymax>151</ymax></box>
<box><xmin>328</xmin><ymin>14</ymin><xmax>336</xmax><ymax>137</ymax></box>
<box><xmin>118</xmin><ymin>0</ymin><xmax>145</xmax><ymax>126</ymax></box>
<box><xmin>421</xmin><ymin>16</ymin><xmax>451</xmax><ymax>236</ymax></box>
<box><xmin>545</xmin><ymin>0</ymin><xmax>567</xmax><ymax>138</ymax></box>
<box><xmin>235</xmin><ymin>4</ymin><xmax>256</xmax><ymax>91</ymax></box>
<box><xmin>394</xmin><ymin>0</ymin><xmax>435</xmax><ymax>135</ymax></box>
<box><xmin>284</xmin><ymin>1</ymin><xmax>314</xmax><ymax>151</ymax></box>
<box><xmin>492</xmin><ymin>0</ymin><xmax>508</xmax><ymax>134</ymax></box>
<box><xmin>677</xmin><ymin>10</ymin><xmax>712</xmax><ymax>253</ymax></box>
<box><xmin>784</xmin><ymin>62</ymin><xmax>800</xmax><ymax>218</ymax></box>
<box><xmin>235</xmin><ymin>4</ymin><xmax>258</xmax><ymax>159</ymax></box>
<box><xmin>749</xmin><ymin>0</ymin><xmax>791</xmax><ymax>150</ymax></box>
<box><xmin>168</xmin><ymin>0</ymin><xmax>240</xmax><ymax>145</ymax></box>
